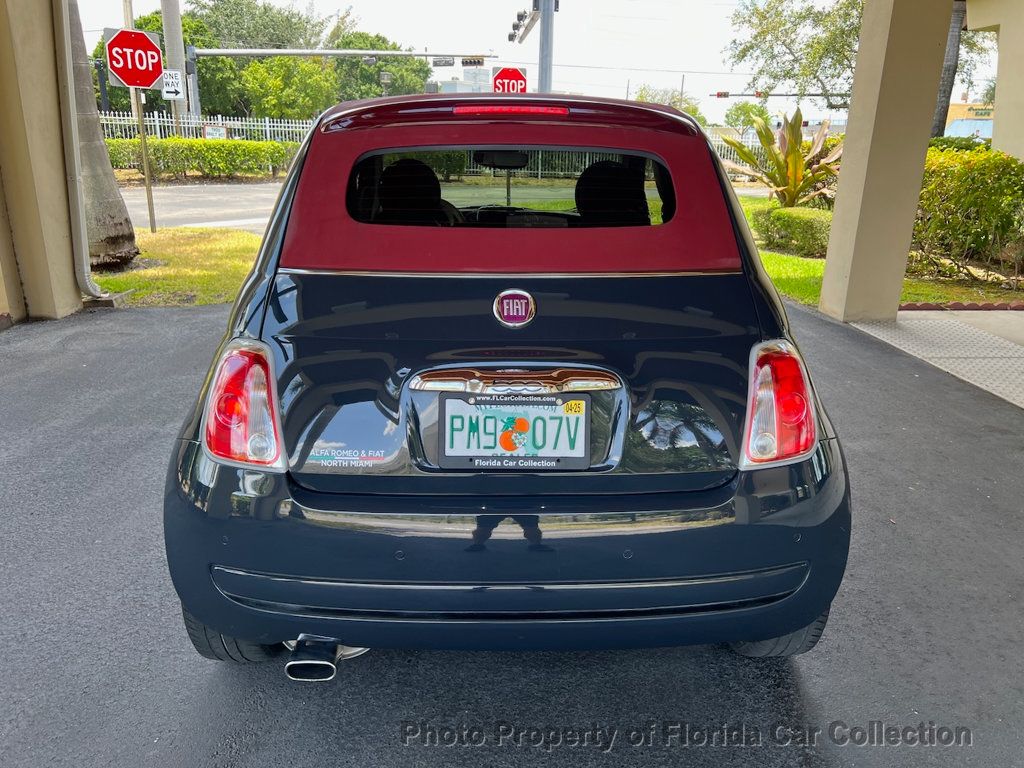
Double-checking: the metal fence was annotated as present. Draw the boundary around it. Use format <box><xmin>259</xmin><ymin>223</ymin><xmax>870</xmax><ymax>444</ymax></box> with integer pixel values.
<box><xmin>98</xmin><ymin>111</ymin><xmax>769</xmax><ymax>173</ymax></box>
<box><xmin>99</xmin><ymin>111</ymin><xmax>313</xmax><ymax>142</ymax></box>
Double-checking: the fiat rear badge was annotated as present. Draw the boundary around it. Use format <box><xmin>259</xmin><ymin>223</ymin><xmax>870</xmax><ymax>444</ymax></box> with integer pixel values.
<box><xmin>493</xmin><ymin>289</ymin><xmax>536</xmax><ymax>329</ymax></box>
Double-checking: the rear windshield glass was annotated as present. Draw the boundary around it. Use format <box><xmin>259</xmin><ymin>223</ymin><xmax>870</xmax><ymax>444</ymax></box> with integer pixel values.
<box><xmin>346</xmin><ymin>147</ymin><xmax>675</xmax><ymax>228</ymax></box>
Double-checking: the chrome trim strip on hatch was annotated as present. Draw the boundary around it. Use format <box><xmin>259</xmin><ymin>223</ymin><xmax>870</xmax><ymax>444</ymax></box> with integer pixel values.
<box><xmin>408</xmin><ymin>367</ymin><xmax>622</xmax><ymax>394</ymax></box>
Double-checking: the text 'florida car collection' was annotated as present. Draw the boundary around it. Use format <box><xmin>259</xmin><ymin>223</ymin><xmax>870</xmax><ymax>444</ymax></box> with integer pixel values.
<box><xmin>164</xmin><ymin>94</ymin><xmax>850</xmax><ymax>680</ymax></box>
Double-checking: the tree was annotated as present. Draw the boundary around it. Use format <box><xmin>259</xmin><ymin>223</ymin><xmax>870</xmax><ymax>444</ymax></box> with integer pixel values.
<box><xmin>725</xmin><ymin>101</ymin><xmax>773</xmax><ymax>133</ymax></box>
<box><xmin>188</xmin><ymin>0</ymin><xmax>327</xmax><ymax>49</ymax></box>
<box><xmin>241</xmin><ymin>57</ymin><xmax>340</xmax><ymax>118</ymax></box>
<box><xmin>932</xmin><ymin>1</ymin><xmax>973</xmax><ymax>138</ymax></box>
<box><xmin>71</xmin><ymin>0</ymin><xmax>139</xmax><ymax>267</ymax></box>
<box><xmin>728</xmin><ymin>0</ymin><xmax>993</xmax><ymax>114</ymax></box>
<box><xmin>91</xmin><ymin>11</ymin><xmax>241</xmax><ymax>115</ymax></box>
<box><xmin>728</xmin><ymin>0</ymin><xmax>860</xmax><ymax>110</ymax></box>
<box><xmin>633</xmin><ymin>85</ymin><xmax>708</xmax><ymax>126</ymax></box>
<box><xmin>982</xmin><ymin>79</ymin><xmax>996</xmax><ymax>106</ymax></box>
<box><xmin>328</xmin><ymin>27</ymin><xmax>431</xmax><ymax>101</ymax></box>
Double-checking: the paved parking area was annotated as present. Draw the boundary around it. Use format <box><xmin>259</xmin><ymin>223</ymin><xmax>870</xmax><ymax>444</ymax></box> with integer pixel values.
<box><xmin>1</xmin><ymin>302</ymin><xmax>1022</xmax><ymax>767</ymax></box>
<box><xmin>856</xmin><ymin>311</ymin><xmax>1024</xmax><ymax>408</ymax></box>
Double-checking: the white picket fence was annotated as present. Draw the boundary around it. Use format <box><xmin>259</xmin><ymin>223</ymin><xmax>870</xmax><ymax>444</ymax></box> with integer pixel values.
<box><xmin>99</xmin><ymin>111</ymin><xmax>313</xmax><ymax>143</ymax></box>
<box><xmin>98</xmin><ymin>110</ymin><xmax>766</xmax><ymax>171</ymax></box>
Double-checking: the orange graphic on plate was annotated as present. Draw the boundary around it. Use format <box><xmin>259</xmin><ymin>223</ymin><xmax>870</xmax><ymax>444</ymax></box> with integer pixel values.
<box><xmin>499</xmin><ymin>417</ymin><xmax>530</xmax><ymax>451</ymax></box>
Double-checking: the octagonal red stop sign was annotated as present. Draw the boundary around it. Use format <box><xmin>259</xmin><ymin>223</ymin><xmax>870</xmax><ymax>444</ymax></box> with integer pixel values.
<box><xmin>492</xmin><ymin>67</ymin><xmax>528</xmax><ymax>94</ymax></box>
<box><xmin>106</xmin><ymin>29</ymin><xmax>163</xmax><ymax>89</ymax></box>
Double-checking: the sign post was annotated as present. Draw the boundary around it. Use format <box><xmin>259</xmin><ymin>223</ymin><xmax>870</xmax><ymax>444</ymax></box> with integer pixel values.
<box><xmin>492</xmin><ymin>66</ymin><xmax>528</xmax><ymax>93</ymax></box>
<box><xmin>105</xmin><ymin>27</ymin><xmax>164</xmax><ymax>232</ymax></box>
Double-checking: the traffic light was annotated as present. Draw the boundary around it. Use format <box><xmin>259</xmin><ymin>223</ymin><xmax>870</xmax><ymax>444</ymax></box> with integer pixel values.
<box><xmin>715</xmin><ymin>91</ymin><xmax>730</xmax><ymax>98</ymax></box>
<box><xmin>754</xmin><ymin>91</ymin><xmax>767</xmax><ymax>98</ymax></box>
<box><xmin>462</xmin><ymin>57</ymin><xmax>484</xmax><ymax>67</ymax></box>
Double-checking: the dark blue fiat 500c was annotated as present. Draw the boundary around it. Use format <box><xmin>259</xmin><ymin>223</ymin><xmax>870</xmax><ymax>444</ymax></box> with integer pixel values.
<box><xmin>165</xmin><ymin>94</ymin><xmax>850</xmax><ymax>681</ymax></box>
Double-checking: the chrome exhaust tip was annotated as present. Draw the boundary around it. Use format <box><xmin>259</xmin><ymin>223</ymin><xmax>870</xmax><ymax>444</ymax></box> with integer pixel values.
<box><xmin>284</xmin><ymin>635</ymin><xmax>369</xmax><ymax>682</ymax></box>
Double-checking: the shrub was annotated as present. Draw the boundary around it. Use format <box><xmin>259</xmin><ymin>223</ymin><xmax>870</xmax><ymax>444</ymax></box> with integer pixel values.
<box><xmin>928</xmin><ymin>136</ymin><xmax>991</xmax><ymax>152</ymax></box>
<box><xmin>914</xmin><ymin>147</ymin><xmax>1024</xmax><ymax>272</ymax></box>
<box><xmin>752</xmin><ymin>205</ymin><xmax>832</xmax><ymax>258</ymax></box>
<box><xmin>722</xmin><ymin>109</ymin><xmax>843</xmax><ymax>207</ymax></box>
<box><xmin>104</xmin><ymin>137</ymin><xmax>300</xmax><ymax>179</ymax></box>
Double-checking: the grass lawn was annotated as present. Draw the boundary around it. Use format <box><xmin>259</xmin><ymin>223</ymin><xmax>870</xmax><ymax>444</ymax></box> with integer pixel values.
<box><xmin>99</xmin><ymin>199</ymin><xmax>1021</xmax><ymax>308</ymax></box>
<box><xmin>95</xmin><ymin>228</ymin><xmax>262</xmax><ymax>306</ymax></box>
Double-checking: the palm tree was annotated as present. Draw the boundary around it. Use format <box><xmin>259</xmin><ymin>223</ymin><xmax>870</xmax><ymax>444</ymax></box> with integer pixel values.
<box><xmin>70</xmin><ymin>0</ymin><xmax>139</xmax><ymax>267</ymax></box>
<box><xmin>931</xmin><ymin>0</ymin><xmax>968</xmax><ymax>139</ymax></box>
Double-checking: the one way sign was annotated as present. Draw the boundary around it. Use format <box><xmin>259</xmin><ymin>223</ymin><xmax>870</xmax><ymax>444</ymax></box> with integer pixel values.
<box><xmin>161</xmin><ymin>69</ymin><xmax>184</xmax><ymax>100</ymax></box>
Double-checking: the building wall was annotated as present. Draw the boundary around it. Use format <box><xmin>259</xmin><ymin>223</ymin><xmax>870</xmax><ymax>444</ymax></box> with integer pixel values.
<box><xmin>0</xmin><ymin>0</ymin><xmax>81</xmax><ymax>324</ymax></box>
<box><xmin>968</xmin><ymin>0</ymin><xmax>1024</xmax><ymax>159</ymax></box>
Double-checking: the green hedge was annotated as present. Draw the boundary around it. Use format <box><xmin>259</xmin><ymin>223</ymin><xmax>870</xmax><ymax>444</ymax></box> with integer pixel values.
<box><xmin>105</xmin><ymin>137</ymin><xmax>300</xmax><ymax>179</ymax></box>
<box><xmin>751</xmin><ymin>205</ymin><xmax>832</xmax><ymax>258</ymax></box>
<box><xmin>928</xmin><ymin>136</ymin><xmax>992</xmax><ymax>152</ymax></box>
<box><xmin>914</xmin><ymin>147</ymin><xmax>1024</xmax><ymax>264</ymax></box>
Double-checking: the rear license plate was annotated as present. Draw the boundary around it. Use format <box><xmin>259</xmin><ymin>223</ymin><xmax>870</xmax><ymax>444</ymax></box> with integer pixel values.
<box><xmin>438</xmin><ymin>393</ymin><xmax>591</xmax><ymax>470</ymax></box>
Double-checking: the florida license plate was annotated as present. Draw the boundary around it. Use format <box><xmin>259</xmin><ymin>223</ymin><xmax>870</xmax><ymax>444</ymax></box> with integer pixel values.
<box><xmin>438</xmin><ymin>393</ymin><xmax>591</xmax><ymax>470</ymax></box>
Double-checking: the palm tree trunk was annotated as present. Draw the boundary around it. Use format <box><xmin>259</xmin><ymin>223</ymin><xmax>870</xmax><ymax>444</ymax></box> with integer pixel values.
<box><xmin>931</xmin><ymin>0</ymin><xmax>968</xmax><ymax>138</ymax></box>
<box><xmin>69</xmin><ymin>0</ymin><xmax>139</xmax><ymax>267</ymax></box>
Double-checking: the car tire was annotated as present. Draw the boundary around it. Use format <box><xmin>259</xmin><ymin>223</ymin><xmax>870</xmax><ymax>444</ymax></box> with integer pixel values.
<box><xmin>182</xmin><ymin>608</ymin><xmax>283</xmax><ymax>663</ymax></box>
<box><xmin>729</xmin><ymin>608</ymin><xmax>830</xmax><ymax>658</ymax></box>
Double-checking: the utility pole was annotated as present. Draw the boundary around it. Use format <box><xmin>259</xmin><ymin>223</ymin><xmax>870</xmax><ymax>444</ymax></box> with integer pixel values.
<box><xmin>160</xmin><ymin>0</ymin><xmax>187</xmax><ymax>131</ymax></box>
<box><xmin>538</xmin><ymin>0</ymin><xmax>555</xmax><ymax>93</ymax></box>
<box><xmin>122</xmin><ymin>0</ymin><xmax>138</xmax><ymax>121</ymax></box>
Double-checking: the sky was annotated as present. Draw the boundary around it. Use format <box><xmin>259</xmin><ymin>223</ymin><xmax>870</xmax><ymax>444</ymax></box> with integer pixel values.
<box><xmin>81</xmin><ymin>0</ymin><xmax>992</xmax><ymax>125</ymax></box>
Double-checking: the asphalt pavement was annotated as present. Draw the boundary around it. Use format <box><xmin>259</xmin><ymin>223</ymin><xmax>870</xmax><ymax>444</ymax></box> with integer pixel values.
<box><xmin>120</xmin><ymin>180</ymin><xmax>748</xmax><ymax>234</ymax></box>
<box><xmin>1</xmin><ymin>301</ymin><xmax>1022</xmax><ymax>767</ymax></box>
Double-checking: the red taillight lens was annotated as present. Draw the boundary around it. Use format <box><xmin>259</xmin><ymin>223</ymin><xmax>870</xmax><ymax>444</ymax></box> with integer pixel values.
<box><xmin>742</xmin><ymin>341</ymin><xmax>817</xmax><ymax>467</ymax></box>
<box><xmin>452</xmin><ymin>104</ymin><xmax>569</xmax><ymax>116</ymax></box>
<box><xmin>203</xmin><ymin>342</ymin><xmax>282</xmax><ymax>468</ymax></box>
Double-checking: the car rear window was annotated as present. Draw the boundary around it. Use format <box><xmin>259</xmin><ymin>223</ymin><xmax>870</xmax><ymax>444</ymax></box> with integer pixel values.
<box><xmin>281</xmin><ymin>119</ymin><xmax>741</xmax><ymax>273</ymax></box>
<box><xmin>346</xmin><ymin>147</ymin><xmax>675</xmax><ymax>228</ymax></box>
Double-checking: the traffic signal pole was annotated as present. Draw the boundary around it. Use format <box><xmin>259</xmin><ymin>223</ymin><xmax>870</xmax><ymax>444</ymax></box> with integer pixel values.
<box><xmin>538</xmin><ymin>0</ymin><xmax>555</xmax><ymax>93</ymax></box>
<box><xmin>160</xmin><ymin>0</ymin><xmax>187</xmax><ymax>132</ymax></box>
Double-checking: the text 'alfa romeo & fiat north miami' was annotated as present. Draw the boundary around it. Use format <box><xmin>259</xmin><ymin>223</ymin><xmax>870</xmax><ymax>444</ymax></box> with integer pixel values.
<box><xmin>164</xmin><ymin>94</ymin><xmax>851</xmax><ymax>681</ymax></box>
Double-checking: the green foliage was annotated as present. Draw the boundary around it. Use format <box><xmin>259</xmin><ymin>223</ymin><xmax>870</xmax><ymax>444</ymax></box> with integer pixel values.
<box><xmin>752</xmin><ymin>205</ymin><xmax>832</xmax><ymax>258</ymax></box>
<box><xmin>105</xmin><ymin>137</ymin><xmax>298</xmax><ymax>178</ymax></box>
<box><xmin>633</xmin><ymin>85</ymin><xmax>708</xmax><ymax>127</ymax></box>
<box><xmin>328</xmin><ymin>28</ymin><xmax>432</xmax><ymax>101</ymax></box>
<box><xmin>928</xmin><ymin>136</ymin><xmax>991</xmax><ymax>152</ymax></box>
<box><xmin>914</xmin><ymin>147</ymin><xmax>1024</xmax><ymax>272</ymax></box>
<box><xmin>189</xmin><ymin>0</ymin><xmax>329</xmax><ymax>49</ymax></box>
<box><xmin>728</xmin><ymin>0</ymin><xmax>861</xmax><ymax>110</ymax></box>
<box><xmin>722</xmin><ymin>109</ymin><xmax>843</xmax><ymax>207</ymax></box>
<box><xmin>240</xmin><ymin>57</ymin><xmax>339</xmax><ymax>118</ymax></box>
<box><xmin>728</xmin><ymin>0</ymin><xmax>993</xmax><ymax>112</ymax></box>
<box><xmin>724</xmin><ymin>101</ymin><xmax>772</xmax><ymax>133</ymax></box>
<box><xmin>982</xmin><ymin>78</ymin><xmax>997</xmax><ymax>106</ymax></box>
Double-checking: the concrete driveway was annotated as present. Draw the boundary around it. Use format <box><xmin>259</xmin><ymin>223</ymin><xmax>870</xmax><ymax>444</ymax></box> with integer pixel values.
<box><xmin>1</xmin><ymin>302</ymin><xmax>1022</xmax><ymax>767</ymax></box>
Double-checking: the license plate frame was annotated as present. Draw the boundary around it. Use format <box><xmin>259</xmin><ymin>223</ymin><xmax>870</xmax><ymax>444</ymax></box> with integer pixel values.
<box><xmin>438</xmin><ymin>393</ymin><xmax>591</xmax><ymax>471</ymax></box>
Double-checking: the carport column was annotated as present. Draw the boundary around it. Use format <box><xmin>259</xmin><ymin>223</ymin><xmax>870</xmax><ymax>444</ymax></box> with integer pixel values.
<box><xmin>818</xmin><ymin>0</ymin><xmax>950</xmax><ymax>322</ymax></box>
<box><xmin>968</xmin><ymin>0</ymin><xmax>1024</xmax><ymax>160</ymax></box>
<box><xmin>0</xmin><ymin>0</ymin><xmax>82</xmax><ymax>320</ymax></box>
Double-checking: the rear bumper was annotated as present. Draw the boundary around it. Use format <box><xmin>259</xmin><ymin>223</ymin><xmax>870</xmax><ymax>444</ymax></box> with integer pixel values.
<box><xmin>164</xmin><ymin>440</ymin><xmax>850</xmax><ymax>650</ymax></box>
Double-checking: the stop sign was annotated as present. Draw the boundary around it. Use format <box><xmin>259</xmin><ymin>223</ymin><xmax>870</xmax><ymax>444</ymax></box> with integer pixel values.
<box><xmin>492</xmin><ymin>67</ymin><xmax>528</xmax><ymax>94</ymax></box>
<box><xmin>106</xmin><ymin>29</ymin><xmax>163</xmax><ymax>89</ymax></box>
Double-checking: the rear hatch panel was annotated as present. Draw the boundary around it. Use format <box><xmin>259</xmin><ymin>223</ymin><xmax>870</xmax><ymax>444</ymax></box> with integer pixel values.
<box><xmin>263</xmin><ymin>271</ymin><xmax>759</xmax><ymax>495</ymax></box>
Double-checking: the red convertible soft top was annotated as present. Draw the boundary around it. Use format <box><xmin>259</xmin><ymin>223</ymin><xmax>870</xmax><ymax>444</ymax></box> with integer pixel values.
<box><xmin>280</xmin><ymin>94</ymin><xmax>741</xmax><ymax>274</ymax></box>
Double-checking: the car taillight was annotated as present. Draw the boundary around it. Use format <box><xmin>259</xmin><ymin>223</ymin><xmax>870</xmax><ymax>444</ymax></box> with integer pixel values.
<box><xmin>202</xmin><ymin>341</ymin><xmax>283</xmax><ymax>469</ymax></box>
<box><xmin>741</xmin><ymin>340</ymin><xmax>817</xmax><ymax>468</ymax></box>
<box><xmin>452</xmin><ymin>104</ymin><xmax>569</xmax><ymax>116</ymax></box>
